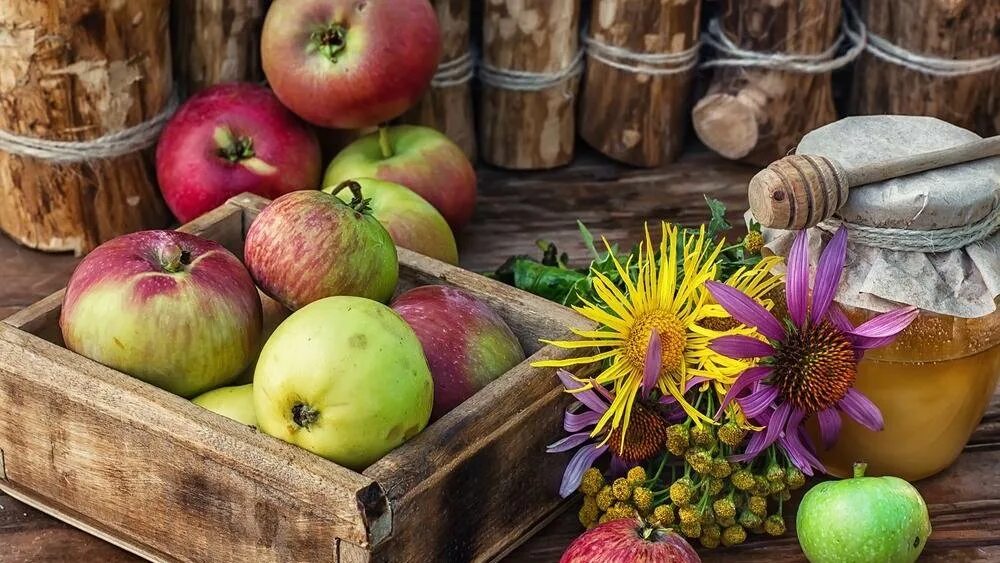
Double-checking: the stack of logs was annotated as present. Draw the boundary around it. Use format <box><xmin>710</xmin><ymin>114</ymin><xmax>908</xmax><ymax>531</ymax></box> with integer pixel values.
<box><xmin>0</xmin><ymin>0</ymin><xmax>995</xmax><ymax>257</ymax></box>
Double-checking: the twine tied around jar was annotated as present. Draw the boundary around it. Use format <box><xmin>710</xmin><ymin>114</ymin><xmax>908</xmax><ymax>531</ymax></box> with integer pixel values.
<box><xmin>0</xmin><ymin>91</ymin><xmax>179</xmax><ymax>164</ymax></box>
<box><xmin>700</xmin><ymin>2</ymin><xmax>867</xmax><ymax>73</ymax></box>
<box><xmin>581</xmin><ymin>28</ymin><xmax>701</xmax><ymax>76</ymax></box>
<box><xmin>816</xmin><ymin>204</ymin><xmax>1000</xmax><ymax>254</ymax></box>
<box><xmin>431</xmin><ymin>51</ymin><xmax>476</xmax><ymax>88</ymax></box>
<box><xmin>478</xmin><ymin>50</ymin><xmax>584</xmax><ymax>92</ymax></box>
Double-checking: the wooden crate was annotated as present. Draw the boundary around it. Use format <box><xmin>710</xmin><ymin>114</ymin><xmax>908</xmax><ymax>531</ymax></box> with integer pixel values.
<box><xmin>0</xmin><ymin>193</ymin><xmax>594</xmax><ymax>562</ymax></box>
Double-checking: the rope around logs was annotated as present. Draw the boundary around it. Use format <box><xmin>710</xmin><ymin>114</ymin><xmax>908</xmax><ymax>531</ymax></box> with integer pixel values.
<box><xmin>843</xmin><ymin>24</ymin><xmax>1000</xmax><ymax>77</ymax></box>
<box><xmin>816</xmin><ymin>204</ymin><xmax>1000</xmax><ymax>253</ymax></box>
<box><xmin>700</xmin><ymin>3</ymin><xmax>867</xmax><ymax>73</ymax></box>
<box><xmin>581</xmin><ymin>31</ymin><xmax>701</xmax><ymax>76</ymax></box>
<box><xmin>0</xmin><ymin>91</ymin><xmax>179</xmax><ymax>164</ymax></box>
<box><xmin>478</xmin><ymin>50</ymin><xmax>584</xmax><ymax>92</ymax></box>
<box><xmin>431</xmin><ymin>51</ymin><xmax>476</xmax><ymax>88</ymax></box>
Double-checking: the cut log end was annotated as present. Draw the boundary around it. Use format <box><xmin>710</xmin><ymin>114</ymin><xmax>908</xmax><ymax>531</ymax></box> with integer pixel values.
<box><xmin>692</xmin><ymin>94</ymin><xmax>760</xmax><ymax>160</ymax></box>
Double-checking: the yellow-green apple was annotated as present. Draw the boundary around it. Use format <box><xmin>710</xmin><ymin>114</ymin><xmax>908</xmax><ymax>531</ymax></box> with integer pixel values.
<box><xmin>260</xmin><ymin>0</ymin><xmax>441</xmax><ymax>129</ymax></box>
<box><xmin>60</xmin><ymin>230</ymin><xmax>263</xmax><ymax>398</ymax></box>
<box><xmin>192</xmin><ymin>384</ymin><xmax>258</xmax><ymax>427</ymax></box>
<box><xmin>390</xmin><ymin>286</ymin><xmax>525</xmax><ymax>421</ymax></box>
<box><xmin>155</xmin><ymin>82</ymin><xmax>321</xmax><ymax>223</ymax></box>
<box><xmin>323</xmin><ymin>125</ymin><xmax>477</xmax><ymax>230</ymax></box>
<box><xmin>253</xmin><ymin>296</ymin><xmax>433</xmax><ymax>470</ymax></box>
<box><xmin>244</xmin><ymin>187</ymin><xmax>398</xmax><ymax>311</ymax></box>
<box><xmin>325</xmin><ymin>178</ymin><xmax>458</xmax><ymax>264</ymax></box>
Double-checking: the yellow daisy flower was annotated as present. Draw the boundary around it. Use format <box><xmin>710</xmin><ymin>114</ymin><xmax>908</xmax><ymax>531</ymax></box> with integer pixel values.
<box><xmin>534</xmin><ymin>222</ymin><xmax>747</xmax><ymax>442</ymax></box>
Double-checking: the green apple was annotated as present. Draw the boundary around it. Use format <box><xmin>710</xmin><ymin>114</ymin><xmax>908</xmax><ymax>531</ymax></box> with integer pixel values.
<box><xmin>797</xmin><ymin>463</ymin><xmax>931</xmax><ymax>563</ymax></box>
<box><xmin>322</xmin><ymin>125</ymin><xmax>477</xmax><ymax>231</ymax></box>
<box><xmin>252</xmin><ymin>295</ymin><xmax>433</xmax><ymax>470</ymax></box>
<box><xmin>192</xmin><ymin>384</ymin><xmax>258</xmax><ymax>427</ymax></box>
<box><xmin>324</xmin><ymin>178</ymin><xmax>459</xmax><ymax>265</ymax></box>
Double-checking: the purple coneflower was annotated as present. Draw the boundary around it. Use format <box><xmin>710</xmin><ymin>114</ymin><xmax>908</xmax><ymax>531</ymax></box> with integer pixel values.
<box><xmin>704</xmin><ymin>226</ymin><xmax>919</xmax><ymax>475</ymax></box>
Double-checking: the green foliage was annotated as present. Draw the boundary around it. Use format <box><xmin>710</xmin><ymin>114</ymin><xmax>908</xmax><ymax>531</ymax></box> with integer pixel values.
<box><xmin>487</xmin><ymin>197</ymin><xmax>762</xmax><ymax>307</ymax></box>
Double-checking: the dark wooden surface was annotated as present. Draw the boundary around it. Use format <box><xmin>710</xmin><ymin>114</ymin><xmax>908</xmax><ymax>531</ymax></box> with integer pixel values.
<box><xmin>1</xmin><ymin>147</ymin><xmax>998</xmax><ymax>562</ymax></box>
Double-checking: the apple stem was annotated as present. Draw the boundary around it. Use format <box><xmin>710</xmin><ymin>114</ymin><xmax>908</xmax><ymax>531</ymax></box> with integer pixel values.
<box><xmin>160</xmin><ymin>244</ymin><xmax>191</xmax><ymax>273</ymax></box>
<box><xmin>853</xmin><ymin>462</ymin><xmax>868</xmax><ymax>478</ymax></box>
<box><xmin>378</xmin><ymin>126</ymin><xmax>393</xmax><ymax>159</ymax></box>
<box><xmin>215</xmin><ymin>127</ymin><xmax>256</xmax><ymax>163</ymax></box>
<box><xmin>330</xmin><ymin>180</ymin><xmax>373</xmax><ymax>216</ymax></box>
<box><xmin>311</xmin><ymin>23</ymin><xmax>348</xmax><ymax>63</ymax></box>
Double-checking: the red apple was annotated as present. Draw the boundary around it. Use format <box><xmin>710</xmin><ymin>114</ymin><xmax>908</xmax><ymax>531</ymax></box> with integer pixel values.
<box><xmin>561</xmin><ymin>518</ymin><xmax>702</xmax><ymax>563</ymax></box>
<box><xmin>324</xmin><ymin>125</ymin><xmax>477</xmax><ymax>230</ymax></box>
<box><xmin>325</xmin><ymin>178</ymin><xmax>458</xmax><ymax>264</ymax></box>
<box><xmin>390</xmin><ymin>285</ymin><xmax>525</xmax><ymax>421</ymax></box>
<box><xmin>60</xmin><ymin>230</ymin><xmax>263</xmax><ymax>398</ymax></box>
<box><xmin>244</xmin><ymin>188</ymin><xmax>398</xmax><ymax>311</ymax></box>
<box><xmin>155</xmin><ymin>82</ymin><xmax>322</xmax><ymax>223</ymax></box>
<box><xmin>260</xmin><ymin>0</ymin><xmax>441</xmax><ymax>129</ymax></box>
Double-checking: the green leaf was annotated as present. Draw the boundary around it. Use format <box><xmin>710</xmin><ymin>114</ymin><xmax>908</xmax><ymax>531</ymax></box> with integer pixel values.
<box><xmin>704</xmin><ymin>196</ymin><xmax>732</xmax><ymax>241</ymax></box>
<box><xmin>578</xmin><ymin>220</ymin><xmax>600</xmax><ymax>260</ymax></box>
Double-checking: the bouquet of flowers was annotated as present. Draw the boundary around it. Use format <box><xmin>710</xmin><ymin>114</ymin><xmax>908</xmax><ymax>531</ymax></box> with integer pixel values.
<box><xmin>493</xmin><ymin>200</ymin><xmax>918</xmax><ymax>549</ymax></box>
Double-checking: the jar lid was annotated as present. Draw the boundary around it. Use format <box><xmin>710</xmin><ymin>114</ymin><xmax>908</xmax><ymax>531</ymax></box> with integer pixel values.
<box><xmin>796</xmin><ymin>115</ymin><xmax>1000</xmax><ymax>231</ymax></box>
<box><xmin>754</xmin><ymin>115</ymin><xmax>1000</xmax><ymax>319</ymax></box>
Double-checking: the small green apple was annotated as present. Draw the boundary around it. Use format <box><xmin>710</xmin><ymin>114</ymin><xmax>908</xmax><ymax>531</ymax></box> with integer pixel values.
<box><xmin>192</xmin><ymin>384</ymin><xmax>258</xmax><ymax>427</ymax></box>
<box><xmin>797</xmin><ymin>463</ymin><xmax>931</xmax><ymax>563</ymax></box>
<box><xmin>252</xmin><ymin>296</ymin><xmax>433</xmax><ymax>470</ymax></box>
<box><xmin>324</xmin><ymin>178</ymin><xmax>459</xmax><ymax>265</ymax></box>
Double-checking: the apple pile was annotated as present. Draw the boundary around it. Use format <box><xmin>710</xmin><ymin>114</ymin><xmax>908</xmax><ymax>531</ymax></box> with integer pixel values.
<box><xmin>155</xmin><ymin>0</ymin><xmax>477</xmax><ymax>266</ymax></box>
<box><xmin>61</xmin><ymin>192</ymin><xmax>524</xmax><ymax>469</ymax></box>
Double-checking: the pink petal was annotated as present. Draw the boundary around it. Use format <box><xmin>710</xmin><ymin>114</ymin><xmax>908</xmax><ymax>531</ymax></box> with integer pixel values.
<box><xmin>816</xmin><ymin>408</ymin><xmax>842</xmax><ymax>449</ymax></box>
<box><xmin>609</xmin><ymin>455</ymin><xmax>631</xmax><ymax>478</ymax></box>
<box><xmin>557</xmin><ymin>370</ymin><xmax>608</xmax><ymax>415</ymax></box>
<box><xmin>786</xmin><ymin>228</ymin><xmax>810</xmax><ymax>328</ymax></box>
<box><xmin>564</xmin><ymin>410</ymin><xmax>601</xmax><ymax>432</ymax></box>
<box><xmin>716</xmin><ymin>367</ymin><xmax>773</xmax><ymax>418</ymax></box>
<box><xmin>850</xmin><ymin>306</ymin><xmax>920</xmax><ymax>339</ymax></box>
<box><xmin>838</xmin><ymin>388</ymin><xmax>884</xmax><ymax>431</ymax></box>
<box><xmin>557</xmin><ymin>443</ymin><xmax>609</xmax><ymax>498</ymax></box>
<box><xmin>738</xmin><ymin>385</ymin><xmax>781</xmax><ymax>418</ymax></box>
<box><xmin>547</xmin><ymin>432</ymin><xmax>593</xmax><ymax>453</ymax></box>
<box><xmin>731</xmin><ymin>425</ymin><xmax>770</xmax><ymax>461</ymax></box>
<box><xmin>709</xmin><ymin>335</ymin><xmax>776</xmax><ymax>359</ymax></box>
<box><xmin>660</xmin><ymin>376</ymin><xmax>710</xmax><ymax>406</ymax></box>
<box><xmin>779</xmin><ymin>427</ymin><xmax>825</xmax><ymax>476</ymax></box>
<box><xmin>810</xmin><ymin>226</ymin><xmax>848</xmax><ymax>324</ymax></box>
<box><xmin>761</xmin><ymin>402</ymin><xmax>793</xmax><ymax>450</ymax></box>
<box><xmin>826</xmin><ymin>304</ymin><xmax>855</xmax><ymax>333</ymax></box>
<box><xmin>705</xmin><ymin>280</ymin><xmax>786</xmax><ymax>341</ymax></box>
<box><xmin>641</xmin><ymin>329</ymin><xmax>661</xmax><ymax>399</ymax></box>
<box><xmin>851</xmin><ymin>334</ymin><xmax>899</xmax><ymax>351</ymax></box>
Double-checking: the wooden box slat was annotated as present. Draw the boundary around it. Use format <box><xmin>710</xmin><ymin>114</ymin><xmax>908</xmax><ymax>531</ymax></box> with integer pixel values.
<box><xmin>0</xmin><ymin>193</ymin><xmax>594</xmax><ymax>562</ymax></box>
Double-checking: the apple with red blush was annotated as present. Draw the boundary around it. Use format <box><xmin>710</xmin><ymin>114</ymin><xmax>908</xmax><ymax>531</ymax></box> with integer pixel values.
<box><xmin>60</xmin><ymin>230</ymin><xmax>263</xmax><ymax>398</ymax></box>
<box><xmin>391</xmin><ymin>285</ymin><xmax>525</xmax><ymax>421</ymax></box>
<box><xmin>323</xmin><ymin>125</ymin><xmax>477</xmax><ymax>231</ymax></box>
<box><xmin>560</xmin><ymin>518</ymin><xmax>702</xmax><ymax>563</ymax></box>
<box><xmin>155</xmin><ymin>82</ymin><xmax>322</xmax><ymax>223</ymax></box>
<box><xmin>260</xmin><ymin>0</ymin><xmax>442</xmax><ymax>129</ymax></box>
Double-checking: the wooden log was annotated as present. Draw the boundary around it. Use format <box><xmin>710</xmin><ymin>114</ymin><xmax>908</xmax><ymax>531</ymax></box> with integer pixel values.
<box><xmin>399</xmin><ymin>0</ymin><xmax>476</xmax><ymax>161</ymax></box>
<box><xmin>578</xmin><ymin>0</ymin><xmax>701</xmax><ymax>167</ymax></box>
<box><xmin>171</xmin><ymin>0</ymin><xmax>267</xmax><ymax>99</ymax></box>
<box><xmin>849</xmin><ymin>0</ymin><xmax>1000</xmax><ymax>137</ymax></box>
<box><xmin>479</xmin><ymin>0</ymin><xmax>582</xmax><ymax>170</ymax></box>
<box><xmin>691</xmin><ymin>0</ymin><xmax>842</xmax><ymax>166</ymax></box>
<box><xmin>0</xmin><ymin>0</ymin><xmax>173</xmax><ymax>256</ymax></box>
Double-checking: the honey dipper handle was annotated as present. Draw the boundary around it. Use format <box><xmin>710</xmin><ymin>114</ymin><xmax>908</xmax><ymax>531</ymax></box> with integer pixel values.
<box><xmin>844</xmin><ymin>135</ymin><xmax>1000</xmax><ymax>187</ymax></box>
<box><xmin>749</xmin><ymin>135</ymin><xmax>1000</xmax><ymax>231</ymax></box>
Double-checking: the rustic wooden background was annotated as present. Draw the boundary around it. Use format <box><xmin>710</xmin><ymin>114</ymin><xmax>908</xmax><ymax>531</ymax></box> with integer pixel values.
<box><xmin>1</xmin><ymin>146</ymin><xmax>998</xmax><ymax>561</ymax></box>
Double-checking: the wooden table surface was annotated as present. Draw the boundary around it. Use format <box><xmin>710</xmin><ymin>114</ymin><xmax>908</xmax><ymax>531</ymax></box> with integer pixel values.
<box><xmin>1</xmin><ymin>147</ymin><xmax>998</xmax><ymax>562</ymax></box>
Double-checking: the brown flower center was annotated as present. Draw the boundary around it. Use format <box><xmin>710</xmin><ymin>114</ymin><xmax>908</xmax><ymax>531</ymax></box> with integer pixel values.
<box><xmin>624</xmin><ymin>310</ymin><xmax>686</xmax><ymax>376</ymax></box>
<box><xmin>772</xmin><ymin>320</ymin><xmax>857</xmax><ymax>414</ymax></box>
<box><xmin>607</xmin><ymin>402</ymin><xmax>669</xmax><ymax>462</ymax></box>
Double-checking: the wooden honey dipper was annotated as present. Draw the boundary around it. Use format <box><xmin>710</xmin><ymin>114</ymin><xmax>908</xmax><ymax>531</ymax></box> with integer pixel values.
<box><xmin>748</xmin><ymin>134</ymin><xmax>1000</xmax><ymax>230</ymax></box>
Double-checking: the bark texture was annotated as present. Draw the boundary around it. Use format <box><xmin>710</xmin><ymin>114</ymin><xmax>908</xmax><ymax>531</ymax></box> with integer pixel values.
<box><xmin>0</xmin><ymin>0</ymin><xmax>172</xmax><ymax>255</ymax></box>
